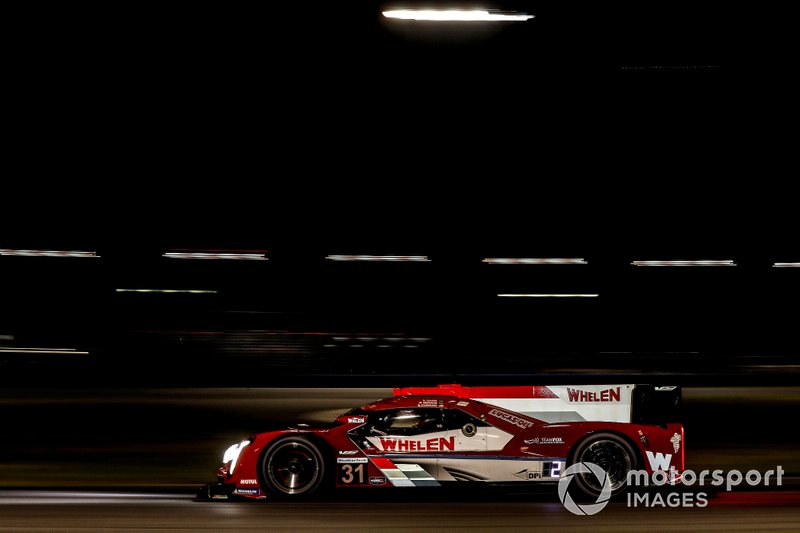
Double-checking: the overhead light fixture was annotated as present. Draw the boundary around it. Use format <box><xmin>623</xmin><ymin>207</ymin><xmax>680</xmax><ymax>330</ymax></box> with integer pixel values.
<box><xmin>631</xmin><ymin>260</ymin><xmax>736</xmax><ymax>267</ymax></box>
<box><xmin>773</xmin><ymin>262</ymin><xmax>800</xmax><ymax>268</ymax></box>
<box><xmin>497</xmin><ymin>293</ymin><xmax>599</xmax><ymax>298</ymax></box>
<box><xmin>325</xmin><ymin>255</ymin><xmax>430</xmax><ymax>262</ymax></box>
<box><xmin>0</xmin><ymin>249</ymin><xmax>99</xmax><ymax>258</ymax></box>
<box><xmin>115</xmin><ymin>289</ymin><xmax>217</xmax><ymax>294</ymax></box>
<box><xmin>382</xmin><ymin>9</ymin><xmax>533</xmax><ymax>22</ymax></box>
<box><xmin>164</xmin><ymin>250</ymin><xmax>268</xmax><ymax>260</ymax></box>
<box><xmin>0</xmin><ymin>347</ymin><xmax>89</xmax><ymax>355</ymax></box>
<box><xmin>482</xmin><ymin>258</ymin><xmax>587</xmax><ymax>265</ymax></box>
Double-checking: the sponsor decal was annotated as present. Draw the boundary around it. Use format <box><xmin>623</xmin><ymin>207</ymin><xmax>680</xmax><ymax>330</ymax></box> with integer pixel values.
<box><xmin>369</xmin><ymin>476</ymin><xmax>386</xmax><ymax>485</ymax></box>
<box><xmin>655</xmin><ymin>386</ymin><xmax>677</xmax><ymax>391</ymax></box>
<box><xmin>337</xmin><ymin>457</ymin><xmax>369</xmax><ymax>463</ymax></box>
<box><xmin>646</xmin><ymin>451</ymin><xmax>672</xmax><ymax>471</ymax></box>
<box><xmin>638</xmin><ymin>430</ymin><xmax>650</xmax><ymax>447</ymax></box>
<box><xmin>339</xmin><ymin>450</ymin><xmax>358</xmax><ymax>455</ymax></box>
<box><xmin>378</xmin><ymin>436</ymin><xmax>455</xmax><ymax>452</ymax></box>
<box><xmin>239</xmin><ymin>478</ymin><xmax>258</xmax><ymax>485</ymax></box>
<box><xmin>488</xmin><ymin>408</ymin><xmax>534</xmax><ymax>430</ymax></box>
<box><xmin>514</xmin><ymin>469</ymin><xmax>542</xmax><ymax>480</ymax></box>
<box><xmin>670</xmin><ymin>432</ymin><xmax>682</xmax><ymax>453</ymax></box>
<box><xmin>234</xmin><ymin>488</ymin><xmax>260</xmax><ymax>495</ymax></box>
<box><xmin>524</xmin><ymin>437</ymin><xmax>564</xmax><ymax>445</ymax></box>
<box><xmin>347</xmin><ymin>417</ymin><xmax>366</xmax><ymax>424</ymax></box>
<box><xmin>456</xmin><ymin>401</ymin><xmax>469</xmax><ymax>407</ymax></box>
<box><xmin>417</xmin><ymin>399</ymin><xmax>444</xmax><ymax>408</ymax></box>
<box><xmin>566</xmin><ymin>387</ymin><xmax>621</xmax><ymax>402</ymax></box>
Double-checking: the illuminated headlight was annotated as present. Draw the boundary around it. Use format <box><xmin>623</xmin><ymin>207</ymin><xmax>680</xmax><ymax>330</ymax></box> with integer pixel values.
<box><xmin>223</xmin><ymin>440</ymin><xmax>251</xmax><ymax>474</ymax></box>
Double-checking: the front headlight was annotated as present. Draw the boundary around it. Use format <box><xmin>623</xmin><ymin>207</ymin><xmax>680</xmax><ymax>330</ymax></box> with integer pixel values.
<box><xmin>223</xmin><ymin>440</ymin><xmax>251</xmax><ymax>474</ymax></box>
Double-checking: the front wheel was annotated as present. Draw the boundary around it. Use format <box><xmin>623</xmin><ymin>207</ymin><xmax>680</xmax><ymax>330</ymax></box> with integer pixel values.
<box><xmin>260</xmin><ymin>436</ymin><xmax>328</xmax><ymax>497</ymax></box>
<box><xmin>570</xmin><ymin>432</ymin><xmax>637</xmax><ymax>497</ymax></box>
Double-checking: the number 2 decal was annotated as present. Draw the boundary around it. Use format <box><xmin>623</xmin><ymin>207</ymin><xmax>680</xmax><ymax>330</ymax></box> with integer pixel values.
<box><xmin>340</xmin><ymin>463</ymin><xmax>365</xmax><ymax>484</ymax></box>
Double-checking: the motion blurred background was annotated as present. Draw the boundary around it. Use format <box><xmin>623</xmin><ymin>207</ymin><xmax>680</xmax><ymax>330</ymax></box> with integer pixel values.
<box><xmin>2</xmin><ymin>0</ymin><xmax>796</xmax><ymax>492</ymax></box>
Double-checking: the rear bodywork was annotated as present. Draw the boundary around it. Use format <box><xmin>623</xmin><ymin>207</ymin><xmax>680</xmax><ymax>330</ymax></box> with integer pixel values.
<box><xmin>212</xmin><ymin>384</ymin><xmax>683</xmax><ymax>498</ymax></box>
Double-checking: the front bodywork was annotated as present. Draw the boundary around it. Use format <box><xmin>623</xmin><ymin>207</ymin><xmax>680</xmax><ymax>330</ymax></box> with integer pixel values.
<box><xmin>214</xmin><ymin>384</ymin><xmax>684</xmax><ymax>499</ymax></box>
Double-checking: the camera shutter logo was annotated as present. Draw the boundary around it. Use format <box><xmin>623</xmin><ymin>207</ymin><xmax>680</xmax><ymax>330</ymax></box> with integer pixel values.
<box><xmin>557</xmin><ymin>462</ymin><xmax>612</xmax><ymax>515</ymax></box>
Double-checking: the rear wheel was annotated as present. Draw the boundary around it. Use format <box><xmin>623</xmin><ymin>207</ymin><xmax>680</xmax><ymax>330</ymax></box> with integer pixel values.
<box><xmin>260</xmin><ymin>436</ymin><xmax>327</xmax><ymax>497</ymax></box>
<box><xmin>570</xmin><ymin>432</ymin><xmax>637</xmax><ymax>497</ymax></box>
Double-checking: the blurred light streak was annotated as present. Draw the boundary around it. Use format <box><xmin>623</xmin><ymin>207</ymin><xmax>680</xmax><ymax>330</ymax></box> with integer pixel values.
<box><xmin>0</xmin><ymin>249</ymin><xmax>99</xmax><ymax>258</ymax></box>
<box><xmin>115</xmin><ymin>289</ymin><xmax>217</xmax><ymax>294</ymax></box>
<box><xmin>383</xmin><ymin>9</ymin><xmax>533</xmax><ymax>22</ymax></box>
<box><xmin>325</xmin><ymin>255</ymin><xmax>430</xmax><ymax>262</ymax></box>
<box><xmin>164</xmin><ymin>251</ymin><xmax>267</xmax><ymax>260</ymax></box>
<box><xmin>0</xmin><ymin>347</ymin><xmax>88</xmax><ymax>355</ymax></box>
<box><xmin>482</xmin><ymin>258</ymin><xmax>587</xmax><ymax>265</ymax></box>
<box><xmin>497</xmin><ymin>293</ymin><xmax>598</xmax><ymax>298</ymax></box>
<box><xmin>773</xmin><ymin>262</ymin><xmax>800</xmax><ymax>268</ymax></box>
<box><xmin>0</xmin><ymin>492</ymin><xmax>193</xmax><ymax>504</ymax></box>
<box><xmin>631</xmin><ymin>260</ymin><xmax>736</xmax><ymax>267</ymax></box>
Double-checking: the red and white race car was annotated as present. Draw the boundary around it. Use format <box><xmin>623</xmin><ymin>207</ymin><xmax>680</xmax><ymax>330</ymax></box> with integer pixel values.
<box><xmin>207</xmin><ymin>384</ymin><xmax>683</xmax><ymax>499</ymax></box>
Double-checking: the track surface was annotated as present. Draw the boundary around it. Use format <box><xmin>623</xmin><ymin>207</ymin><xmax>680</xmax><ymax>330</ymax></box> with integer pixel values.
<box><xmin>1</xmin><ymin>490</ymin><xmax>800</xmax><ymax>531</ymax></box>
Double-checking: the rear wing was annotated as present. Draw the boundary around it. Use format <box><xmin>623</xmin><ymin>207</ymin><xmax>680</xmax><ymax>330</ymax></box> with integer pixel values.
<box><xmin>393</xmin><ymin>384</ymin><xmax>680</xmax><ymax>425</ymax></box>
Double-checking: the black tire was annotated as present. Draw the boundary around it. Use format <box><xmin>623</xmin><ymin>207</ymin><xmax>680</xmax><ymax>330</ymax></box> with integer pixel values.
<box><xmin>260</xmin><ymin>436</ymin><xmax>328</xmax><ymax>497</ymax></box>
<box><xmin>570</xmin><ymin>432</ymin><xmax>637</xmax><ymax>497</ymax></box>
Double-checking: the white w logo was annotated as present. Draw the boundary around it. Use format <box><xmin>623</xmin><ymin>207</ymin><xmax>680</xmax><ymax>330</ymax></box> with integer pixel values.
<box><xmin>646</xmin><ymin>451</ymin><xmax>672</xmax><ymax>471</ymax></box>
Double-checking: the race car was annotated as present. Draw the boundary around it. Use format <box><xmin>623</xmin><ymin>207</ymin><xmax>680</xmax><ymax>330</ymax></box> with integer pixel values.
<box><xmin>206</xmin><ymin>383</ymin><xmax>683</xmax><ymax>499</ymax></box>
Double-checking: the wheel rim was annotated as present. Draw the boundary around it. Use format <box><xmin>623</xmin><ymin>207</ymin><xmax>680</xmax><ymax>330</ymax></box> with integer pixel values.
<box><xmin>266</xmin><ymin>441</ymin><xmax>321</xmax><ymax>495</ymax></box>
<box><xmin>576</xmin><ymin>439</ymin><xmax>633</xmax><ymax>493</ymax></box>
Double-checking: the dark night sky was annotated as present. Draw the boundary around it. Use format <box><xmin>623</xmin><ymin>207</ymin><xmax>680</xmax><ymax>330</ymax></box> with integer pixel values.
<box><xmin>2</xmin><ymin>1</ymin><xmax>795</xmax><ymax>387</ymax></box>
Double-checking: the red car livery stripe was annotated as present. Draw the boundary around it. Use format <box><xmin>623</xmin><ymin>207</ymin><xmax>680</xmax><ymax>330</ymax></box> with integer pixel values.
<box><xmin>394</xmin><ymin>385</ymin><xmax>558</xmax><ymax>398</ymax></box>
